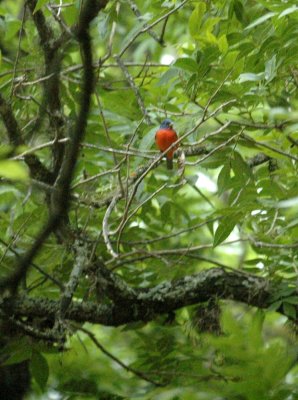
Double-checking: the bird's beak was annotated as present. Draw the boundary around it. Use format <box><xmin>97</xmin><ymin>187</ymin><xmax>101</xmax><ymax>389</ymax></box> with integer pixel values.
<box><xmin>169</xmin><ymin>123</ymin><xmax>173</xmax><ymax>128</ymax></box>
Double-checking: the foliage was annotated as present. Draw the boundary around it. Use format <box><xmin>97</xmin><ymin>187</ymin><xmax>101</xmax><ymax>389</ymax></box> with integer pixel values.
<box><xmin>0</xmin><ymin>0</ymin><xmax>297</xmax><ymax>399</ymax></box>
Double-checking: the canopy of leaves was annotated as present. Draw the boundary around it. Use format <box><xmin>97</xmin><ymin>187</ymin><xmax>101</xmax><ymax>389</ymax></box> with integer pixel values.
<box><xmin>0</xmin><ymin>0</ymin><xmax>297</xmax><ymax>399</ymax></box>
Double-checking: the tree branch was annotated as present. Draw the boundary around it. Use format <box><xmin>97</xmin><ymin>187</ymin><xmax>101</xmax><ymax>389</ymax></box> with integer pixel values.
<box><xmin>2</xmin><ymin>268</ymin><xmax>296</xmax><ymax>326</ymax></box>
<box><xmin>127</xmin><ymin>0</ymin><xmax>165</xmax><ymax>46</ymax></box>
<box><xmin>116</xmin><ymin>55</ymin><xmax>151</xmax><ymax>124</ymax></box>
<box><xmin>77</xmin><ymin>325</ymin><xmax>164</xmax><ymax>386</ymax></box>
<box><xmin>118</xmin><ymin>0</ymin><xmax>189</xmax><ymax>57</ymax></box>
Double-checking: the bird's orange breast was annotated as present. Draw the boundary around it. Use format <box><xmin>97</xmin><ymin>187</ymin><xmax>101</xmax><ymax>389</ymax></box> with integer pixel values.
<box><xmin>155</xmin><ymin>128</ymin><xmax>178</xmax><ymax>159</ymax></box>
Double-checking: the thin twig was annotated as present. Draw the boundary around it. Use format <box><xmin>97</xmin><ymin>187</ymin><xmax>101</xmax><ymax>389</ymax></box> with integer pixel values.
<box><xmin>0</xmin><ymin>93</ymin><xmax>53</xmax><ymax>182</ymax></box>
<box><xmin>287</xmin><ymin>134</ymin><xmax>298</xmax><ymax>147</ymax></box>
<box><xmin>123</xmin><ymin>118</ymin><xmax>146</xmax><ymax>215</ymax></box>
<box><xmin>47</xmin><ymin>4</ymin><xmax>73</xmax><ymax>36</ymax></box>
<box><xmin>102</xmin><ymin>195</ymin><xmax>121</xmax><ymax>258</ymax></box>
<box><xmin>117</xmin><ymin>0</ymin><xmax>189</xmax><ymax>57</ymax></box>
<box><xmin>116</xmin><ymin>183</ymin><xmax>168</xmax><ymax>251</ymax></box>
<box><xmin>159</xmin><ymin>16</ymin><xmax>169</xmax><ymax>44</ymax></box>
<box><xmin>12</xmin><ymin>138</ymin><xmax>154</xmax><ymax>160</ymax></box>
<box><xmin>10</xmin><ymin>4</ymin><xmax>27</xmax><ymax>99</ymax></box>
<box><xmin>241</xmin><ymin>133</ymin><xmax>298</xmax><ymax>161</ymax></box>
<box><xmin>190</xmin><ymin>121</ymin><xmax>231</xmax><ymax>146</ymax></box>
<box><xmin>95</xmin><ymin>91</ymin><xmax>125</xmax><ymax>194</ymax></box>
<box><xmin>76</xmin><ymin>325</ymin><xmax>165</xmax><ymax>387</ymax></box>
<box><xmin>201</xmin><ymin>70</ymin><xmax>234</xmax><ymax>121</ymax></box>
<box><xmin>119</xmin><ymin>217</ymin><xmax>219</xmax><ymax>246</ymax></box>
<box><xmin>83</xmin><ymin>142</ymin><xmax>155</xmax><ymax>158</ymax></box>
<box><xmin>97</xmin><ymin>1</ymin><xmax>119</xmax><ymax>65</ymax></box>
<box><xmin>186</xmin><ymin>178</ymin><xmax>215</xmax><ymax>208</ymax></box>
<box><xmin>191</xmin><ymin>133</ymin><xmax>240</xmax><ymax>166</ymax></box>
<box><xmin>71</xmin><ymin>167</ymin><xmax>120</xmax><ymax>189</ymax></box>
<box><xmin>0</xmin><ymin>212</ymin><xmax>35</xmax><ymax>265</ymax></box>
<box><xmin>249</xmin><ymin>237</ymin><xmax>298</xmax><ymax>249</ymax></box>
<box><xmin>108</xmin><ymin>239</ymin><xmax>246</xmax><ymax>267</ymax></box>
<box><xmin>115</xmin><ymin>55</ymin><xmax>151</xmax><ymax>124</ymax></box>
<box><xmin>127</xmin><ymin>0</ymin><xmax>164</xmax><ymax>45</ymax></box>
<box><xmin>265</xmin><ymin>210</ymin><xmax>279</xmax><ymax>236</ymax></box>
<box><xmin>0</xmin><ymin>238</ymin><xmax>64</xmax><ymax>290</ymax></box>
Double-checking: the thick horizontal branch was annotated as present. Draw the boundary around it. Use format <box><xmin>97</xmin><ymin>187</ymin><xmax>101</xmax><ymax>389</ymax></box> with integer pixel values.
<box><xmin>2</xmin><ymin>268</ymin><xmax>295</xmax><ymax>327</ymax></box>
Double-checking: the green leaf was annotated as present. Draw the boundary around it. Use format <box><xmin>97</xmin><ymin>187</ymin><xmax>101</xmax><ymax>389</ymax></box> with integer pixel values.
<box><xmin>200</xmin><ymin>148</ymin><xmax>232</xmax><ymax>169</ymax></box>
<box><xmin>30</xmin><ymin>351</ymin><xmax>49</xmax><ymax>391</ymax></box>
<box><xmin>248</xmin><ymin>310</ymin><xmax>265</xmax><ymax>349</ymax></box>
<box><xmin>282</xmin><ymin>302</ymin><xmax>296</xmax><ymax>319</ymax></box>
<box><xmin>5</xmin><ymin>19</ymin><xmax>21</xmax><ymax>40</ymax></box>
<box><xmin>218</xmin><ymin>34</ymin><xmax>228</xmax><ymax>54</ymax></box>
<box><xmin>1</xmin><ymin>338</ymin><xmax>32</xmax><ymax>365</ymax></box>
<box><xmin>244</xmin><ymin>12</ymin><xmax>276</xmax><ymax>30</ymax></box>
<box><xmin>60</xmin><ymin>377</ymin><xmax>98</xmax><ymax>395</ymax></box>
<box><xmin>283</xmin><ymin>296</ymin><xmax>298</xmax><ymax>305</ymax></box>
<box><xmin>238</xmin><ymin>72</ymin><xmax>264</xmax><ymax>82</ymax></box>
<box><xmin>0</xmin><ymin>13</ymin><xmax>5</xmax><ymax>30</ymax></box>
<box><xmin>33</xmin><ymin>0</ymin><xmax>48</xmax><ymax>13</ymax></box>
<box><xmin>278</xmin><ymin>6</ymin><xmax>298</xmax><ymax>19</ymax></box>
<box><xmin>224</xmin><ymin>51</ymin><xmax>239</xmax><ymax>68</ymax></box>
<box><xmin>61</xmin><ymin>3</ymin><xmax>78</xmax><ymax>25</ymax></box>
<box><xmin>231</xmin><ymin>152</ymin><xmax>252</xmax><ymax>183</ymax></box>
<box><xmin>97</xmin><ymin>12</ymin><xmax>110</xmax><ymax>39</ymax></box>
<box><xmin>139</xmin><ymin>127</ymin><xmax>156</xmax><ymax>152</ymax></box>
<box><xmin>233</xmin><ymin>0</ymin><xmax>245</xmax><ymax>23</ymax></box>
<box><xmin>267</xmin><ymin>301</ymin><xmax>282</xmax><ymax>311</ymax></box>
<box><xmin>173</xmin><ymin>58</ymin><xmax>198</xmax><ymax>72</ymax></box>
<box><xmin>213</xmin><ymin>214</ymin><xmax>239</xmax><ymax>247</ymax></box>
<box><xmin>120</xmin><ymin>21</ymin><xmax>143</xmax><ymax>53</ymax></box>
<box><xmin>160</xmin><ymin>201</ymin><xmax>172</xmax><ymax>224</ymax></box>
<box><xmin>207</xmin><ymin>218</ymin><xmax>215</xmax><ymax>236</ymax></box>
<box><xmin>265</xmin><ymin>55</ymin><xmax>277</xmax><ymax>82</ymax></box>
<box><xmin>0</xmin><ymin>160</ymin><xmax>29</xmax><ymax>181</ymax></box>
<box><xmin>277</xmin><ymin>196</ymin><xmax>298</xmax><ymax>208</ymax></box>
<box><xmin>203</xmin><ymin>17</ymin><xmax>221</xmax><ymax>33</ymax></box>
<box><xmin>217</xmin><ymin>163</ymin><xmax>231</xmax><ymax>195</ymax></box>
<box><xmin>157</xmin><ymin>68</ymin><xmax>178</xmax><ymax>86</ymax></box>
<box><xmin>189</xmin><ymin>2</ymin><xmax>206</xmax><ymax>37</ymax></box>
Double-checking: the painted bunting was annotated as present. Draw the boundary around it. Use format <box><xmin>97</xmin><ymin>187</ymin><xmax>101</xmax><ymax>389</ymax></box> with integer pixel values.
<box><xmin>155</xmin><ymin>119</ymin><xmax>179</xmax><ymax>169</ymax></box>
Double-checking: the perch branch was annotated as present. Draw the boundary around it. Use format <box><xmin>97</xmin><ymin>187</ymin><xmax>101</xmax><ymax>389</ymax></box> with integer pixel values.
<box><xmin>3</xmin><ymin>268</ymin><xmax>296</xmax><ymax>325</ymax></box>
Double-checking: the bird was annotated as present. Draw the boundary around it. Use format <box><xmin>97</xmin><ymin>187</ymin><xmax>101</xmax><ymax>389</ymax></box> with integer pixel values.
<box><xmin>155</xmin><ymin>119</ymin><xmax>179</xmax><ymax>169</ymax></box>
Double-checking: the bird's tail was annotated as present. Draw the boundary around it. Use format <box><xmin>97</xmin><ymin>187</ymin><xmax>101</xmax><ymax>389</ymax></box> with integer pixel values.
<box><xmin>166</xmin><ymin>157</ymin><xmax>173</xmax><ymax>170</ymax></box>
